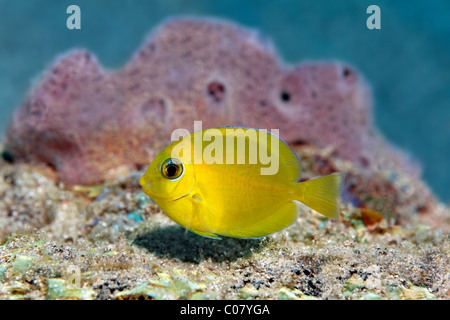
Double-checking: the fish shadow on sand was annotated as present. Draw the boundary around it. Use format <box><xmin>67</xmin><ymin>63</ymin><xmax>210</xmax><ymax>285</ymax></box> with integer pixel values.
<box><xmin>133</xmin><ymin>225</ymin><xmax>269</xmax><ymax>263</ymax></box>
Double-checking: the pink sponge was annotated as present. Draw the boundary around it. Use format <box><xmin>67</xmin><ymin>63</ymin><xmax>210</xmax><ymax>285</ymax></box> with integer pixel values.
<box><xmin>4</xmin><ymin>18</ymin><xmax>417</xmax><ymax>185</ymax></box>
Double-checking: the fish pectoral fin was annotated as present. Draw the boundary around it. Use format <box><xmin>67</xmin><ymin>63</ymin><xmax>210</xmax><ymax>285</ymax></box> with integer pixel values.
<box><xmin>186</xmin><ymin>190</ymin><xmax>221</xmax><ymax>239</ymax></box>
<box><xmin>223</xmin><ymin>202</ymin><xmax>299</xmax><ymax>239</ymax></box>
<box><xmin>191</xmin><ymin>229</ymin><xmax>221</xmax><ymax>239</ymax></box>
<box><xmin>191</xmin><ymin>192</ymin><xmax>204</xmax><ymax>203</ymax></box>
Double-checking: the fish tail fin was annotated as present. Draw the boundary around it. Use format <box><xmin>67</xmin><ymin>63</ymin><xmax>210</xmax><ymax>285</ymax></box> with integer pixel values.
<box><xmin>295</xmin><ymin>173</ymin><xmax>343</xmax><ymax>219</ymax></box>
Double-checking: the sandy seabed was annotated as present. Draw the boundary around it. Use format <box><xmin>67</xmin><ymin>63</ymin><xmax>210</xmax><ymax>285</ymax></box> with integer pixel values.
<box><xmin>0</xmin><ymin>145</ymin><xmax>448</xmax><ymax>300</ymax></box>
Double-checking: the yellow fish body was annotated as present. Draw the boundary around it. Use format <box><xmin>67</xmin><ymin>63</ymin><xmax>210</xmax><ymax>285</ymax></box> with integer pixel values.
<box><xmin>139</xmin><ymin>127</ymin><xmax>342</xmax><ymax>239</ymax></box>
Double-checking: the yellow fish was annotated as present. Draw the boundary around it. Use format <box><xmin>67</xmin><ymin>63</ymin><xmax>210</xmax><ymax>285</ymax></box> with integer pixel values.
<box><xmin>139</xmin><ymin>127</ymin><xmax>342</xmax><ymax>239</ymax></box>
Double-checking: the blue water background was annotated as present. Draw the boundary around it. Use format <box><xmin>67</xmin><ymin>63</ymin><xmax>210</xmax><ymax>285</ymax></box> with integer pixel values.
<box><xmin>0</xmin><ymin>0</ymin><xmax>449</xmax><ymax>202</ymax></box>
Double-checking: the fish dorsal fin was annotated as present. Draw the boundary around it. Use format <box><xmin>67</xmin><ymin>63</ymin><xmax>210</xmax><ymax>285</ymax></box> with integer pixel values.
<box><xmin>208</xmin><ymin>127</ymin><xmax>301</xmax><ymax>182</ymax></box>
<box><xmin>274</xmin><ymin>135</ymin><xmax>302</xmax><ymax>182</ymax></box>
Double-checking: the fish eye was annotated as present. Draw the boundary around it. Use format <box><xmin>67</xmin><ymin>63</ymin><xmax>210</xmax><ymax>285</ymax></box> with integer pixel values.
<box><xmin>161</xmin><ymin>158</ymin><xmax>184</xmax><ymax>180</ymax></box>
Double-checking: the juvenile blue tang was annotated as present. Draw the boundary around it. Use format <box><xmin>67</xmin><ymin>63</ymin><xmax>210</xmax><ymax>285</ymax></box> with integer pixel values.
<box><xmin>139</xmin><ymin>127</ymin><xmax>342</xmax><ymax>239</ymax></box>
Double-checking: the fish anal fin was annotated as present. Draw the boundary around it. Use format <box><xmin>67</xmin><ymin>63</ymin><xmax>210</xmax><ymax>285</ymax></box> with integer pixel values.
<box><xmin>223</xmin><ymin>202</ymin><xmax>299</xmax><ymax>239</ymax></box>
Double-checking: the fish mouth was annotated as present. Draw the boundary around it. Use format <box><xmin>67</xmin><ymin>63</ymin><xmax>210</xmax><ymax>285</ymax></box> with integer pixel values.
<box><xmin>140</xmin><ymin>175</ymin><xmax>194</xmax><ymax>201</ymax></box>
<box><xmin>140</xmin><ymin>179</ymin><xmax>160</xmax><ymax>198</ymax></box>
<box><xmin>140</xmin><ymin>181</ymin><xmax>192</xmax><ymax>201</ymax></box>
<box><xmin>141</xmin><ymin>185</ymin><xmax>171</xmax><ymax>200</ymax></box>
